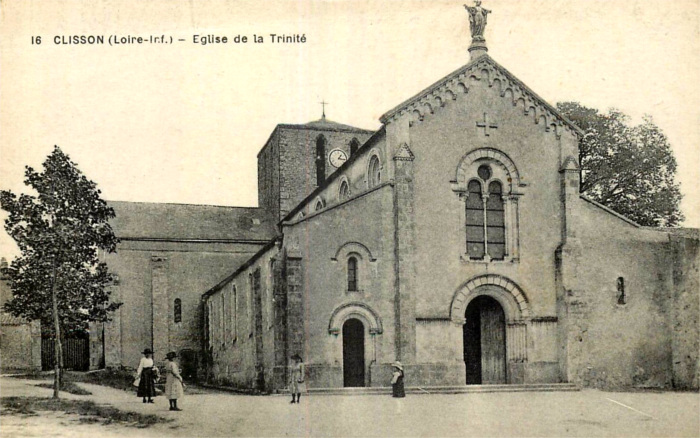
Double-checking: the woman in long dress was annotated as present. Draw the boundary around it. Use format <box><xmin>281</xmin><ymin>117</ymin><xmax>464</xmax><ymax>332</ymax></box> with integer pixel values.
<box><xmin>164</xmin><ymin>351</ymin><xmax>185</xmax><ymax>411</ymax></box>
<box><xmin>289</xmin><ymin>354</ymin><xmax>306</xmax><ymax>404</ymax></box>
<box><xmin>136</xmin><ymin>348</ymin><xmax>158</xmax><ymax>403</ymax></box>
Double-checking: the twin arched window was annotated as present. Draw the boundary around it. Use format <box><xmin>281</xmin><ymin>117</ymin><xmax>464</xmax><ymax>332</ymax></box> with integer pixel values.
<box><xmin>465</xmin><ymin>164</ymin><xmax>506</xmax><ymax>261</ymax></box>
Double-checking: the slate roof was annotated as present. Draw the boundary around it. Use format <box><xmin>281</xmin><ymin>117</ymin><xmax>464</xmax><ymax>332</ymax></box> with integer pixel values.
<box><xmin>302</xmin><ymin>117</ymin><xmax>374</xmax><ymax>132</ymax></box>
<box><xmin>108</xmin><ymin>201</ymin><xmax>277</xmax><ymax>241</ymax></box>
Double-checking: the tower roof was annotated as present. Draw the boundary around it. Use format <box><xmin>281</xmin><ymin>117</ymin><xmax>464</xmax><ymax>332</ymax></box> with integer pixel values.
<box><xmin>303</xmin><ymin>117</ymin><xmax>369</xmax><ymax>132</ymax></box>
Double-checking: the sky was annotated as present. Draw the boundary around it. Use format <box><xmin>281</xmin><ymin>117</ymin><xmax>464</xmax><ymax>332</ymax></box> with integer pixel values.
<box><xmin>1</xmin><ymin>0</ymin><xmax>699</xmax><ymax>257</ymax></box>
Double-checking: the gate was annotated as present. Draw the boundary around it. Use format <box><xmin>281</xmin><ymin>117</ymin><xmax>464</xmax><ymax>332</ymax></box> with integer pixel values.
<box><xmin>41</xmin><ymin>337</ymin><xmax>89</xmax><ymax>371</ymax></box>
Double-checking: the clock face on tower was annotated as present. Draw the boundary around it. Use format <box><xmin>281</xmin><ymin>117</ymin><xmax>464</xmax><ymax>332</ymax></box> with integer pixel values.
<box><xmin>328</xmin><ymin>149</ymin><xmax>348</xmax><ymax>168</ymax></box>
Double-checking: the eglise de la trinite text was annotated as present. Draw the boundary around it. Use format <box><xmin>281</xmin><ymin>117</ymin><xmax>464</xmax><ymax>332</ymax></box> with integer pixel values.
<box><xmin>46</xmin><ymin>34</ymin><xmax>306</xmax><ymax>46</ymax></box>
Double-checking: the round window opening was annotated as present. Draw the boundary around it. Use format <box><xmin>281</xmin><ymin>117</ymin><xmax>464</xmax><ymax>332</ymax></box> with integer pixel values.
<box><xmin>477</xmin><ymin>164</ymin><xmax>492</xmax><ymax>181</ymax></box>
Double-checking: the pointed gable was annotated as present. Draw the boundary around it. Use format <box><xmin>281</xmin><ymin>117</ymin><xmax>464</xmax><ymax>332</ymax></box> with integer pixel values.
<box><xmin>379</xmin><ymin>54</ymin><xmax>583</xmax><ymax>139</ymax></box>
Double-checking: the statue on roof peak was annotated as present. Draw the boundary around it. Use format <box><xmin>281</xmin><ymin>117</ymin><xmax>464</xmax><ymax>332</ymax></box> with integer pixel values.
<box><xmin>464</xmin><ymin>1</ymin><xmax>491</xmax><ymax>41</ymax></box>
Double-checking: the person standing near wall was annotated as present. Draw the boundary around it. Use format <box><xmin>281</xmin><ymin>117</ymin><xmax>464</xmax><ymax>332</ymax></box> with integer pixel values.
<box><xmin>289</xmin><ymin>354</ymin><xmax>306</xmax><ymax>404</ymax></box>
<box><xmin>164</xmin><ymin>351</ymin><xmax>185</xmax><ymax>411</ymax></box>
<box><xmin>391</xmin><ymin>362</ymin><xmax>405</xmax><ymax>398</ymax></box>
<box><xmin>136</xmin><ymin>348</ymin><xmax>158</xmax><ymax>403</ymax></box>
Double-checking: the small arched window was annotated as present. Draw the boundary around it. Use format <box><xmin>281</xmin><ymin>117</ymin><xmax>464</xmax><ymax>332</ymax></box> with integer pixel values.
<box><xmin>347</xmin><ymin>256</ymin><xmax>358</xmax><ymax>292</ymax></box>
<box><xmin>339</xmin><ymin>180</ymin><xmax>350</xmax><ymax>200</ymax></box>
<box><xmin>316</xmin><ymin>135</ymin><xmax>326</xmax><ymax>186</ymax></box>
<box><xmin>368</xmin><ymin>155</ymin><xmax>381</xmax><ymax>188</ymax></box>
<box><xmin>349</xmin><ymin>138</ymin><xmax>360</xmax><ymax>156</ymax></box>
<box><xmin>315</xmin><ymin>199</ymin><xmax>324</xmax><ymax>211</ymax></box>
<box><xmin>617</xmin><ymin>277</ymin><xmax>626</xmax><ymax>305</ymax></box>
<box><xmin>174</xmin><ymin>298</ymin><xmax>182</xmax><ymax>323</ymax></box>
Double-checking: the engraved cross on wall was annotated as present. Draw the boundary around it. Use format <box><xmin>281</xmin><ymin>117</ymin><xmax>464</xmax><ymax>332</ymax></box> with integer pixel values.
<box><xmin>476</xmin><ymin>113</ymin><xmax>498</xmax><ymax>136</ymax></box>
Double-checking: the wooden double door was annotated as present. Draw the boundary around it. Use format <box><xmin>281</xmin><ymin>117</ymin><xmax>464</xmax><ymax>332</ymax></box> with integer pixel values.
<box><xmin>463</xmin><ymin>295</ymin><xmax>507</xmax><ymax>384</ymax></box>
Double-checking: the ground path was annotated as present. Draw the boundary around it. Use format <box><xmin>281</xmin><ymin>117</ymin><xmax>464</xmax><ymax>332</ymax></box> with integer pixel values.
<box><xmin>1</xmin><ymin>377</ymin><xmax>698</xmax><ymax>437</ymax></box>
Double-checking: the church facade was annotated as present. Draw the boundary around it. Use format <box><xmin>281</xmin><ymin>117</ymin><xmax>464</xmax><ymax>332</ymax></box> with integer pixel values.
<box><xmin>92</xmin><ymin>7</ymin><xmax>699</xmax><ymax>390</ymax></box>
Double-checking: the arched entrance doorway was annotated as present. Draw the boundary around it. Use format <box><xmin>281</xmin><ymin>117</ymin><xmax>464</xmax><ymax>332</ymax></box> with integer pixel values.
<box><xmin>463</xmin><ymin>295</ymin><xmax>506</xmax><ymax>384</ymax></box>
<box><xmin>342</xmin><ymin>318</ymin><xmax>365</xmax><ymax>387</ymax></box>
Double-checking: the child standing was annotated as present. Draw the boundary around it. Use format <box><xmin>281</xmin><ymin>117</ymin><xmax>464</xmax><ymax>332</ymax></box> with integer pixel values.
<box><xmin>391</xmin><ymin>362</ymin><xmax>405</xmax><ymax>398</ymax></box>
<box><xmin>289</xmin><ymin>354</ymin><xmax>306</xmax><ymax>404</ymax></box>
<box><xmin>164</xmin><ymin>351</ymin><xmax>185</xmax><ymax>411</ymax></box>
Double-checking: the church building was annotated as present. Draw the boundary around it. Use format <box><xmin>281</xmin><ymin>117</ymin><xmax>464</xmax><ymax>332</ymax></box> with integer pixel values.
<box><xmin>92</xmin><ymin>4</ymin><xmax>698</xmax><ymax>390</ymax></box>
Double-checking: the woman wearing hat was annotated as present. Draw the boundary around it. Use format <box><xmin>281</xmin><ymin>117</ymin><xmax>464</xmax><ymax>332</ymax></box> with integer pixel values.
<box><xmin>164</xmin><ymin>351</ymin><xmax>185</xmax><ymax>411</ymax></box>
<box><xmin>289</xmin><ymin>354</ymin><xmax>306</xmax><ymax>404</ymax></box>
<box><xmin>136</xmin><ymin>348</ymin><xmax>158</xmax><ymax>403</ymax></box>
<box><xmin>391</xmin><ymin>362</ymin><xmax>405</xmax><ymax>398</ymax></box>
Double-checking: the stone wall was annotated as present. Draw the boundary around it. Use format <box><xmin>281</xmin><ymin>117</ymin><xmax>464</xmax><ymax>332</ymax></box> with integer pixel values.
<box><xmin>277</xmin><ymin>126</ymin><xmax>373</xmax><ymax>220</ymax></box>
<box><xmin>204</xmin><ymin>244</ymin><xmax>281</xmax><ymax>391</ymax></box>
<box><xmin>281</xmin><ymin>185</ymin><xmax>396</xmax><ymax>388</ymax></box>
<box><xmin>671</xmin><ymin>233</ymin><xmax>700</xmax><ymax>389</ymax></box>
<box><xmin>395</xmin><ymin>69</ymin><xmax>572</xmax><ymax>385</ymax></box>
<box><xmin>100</xmin><ymin>239</ymin><xmax>267</xmax><ymax>370</ymax></box>
<box><xmin>564</xmin><ymin>198</ymin><xmax>677</xmax><ymax>388</ymax></box>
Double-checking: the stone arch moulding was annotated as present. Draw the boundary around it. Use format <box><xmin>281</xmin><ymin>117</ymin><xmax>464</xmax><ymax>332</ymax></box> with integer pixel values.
<box><xmin>453</xmin><ymin>148</ymin><xmax>523</xmax><ymax>192</ymax></box>
<box><xmin>328</xmin><ymin>302</ymin><xmax>383</xmax><ymax>335</ymax></box>
<box><xmin>449</xmin><ymin>274</ymin><xmax>530</xmax><ymax>324</ymax></box>
<box><xmin>331</xmin><ymin>241</ymin><xmax>377</xmax><ymax>262</ymax></box>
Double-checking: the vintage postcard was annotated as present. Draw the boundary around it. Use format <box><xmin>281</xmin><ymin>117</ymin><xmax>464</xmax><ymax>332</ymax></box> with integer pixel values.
<box><xmin>1</xmin><ymin>1</ymin><xmax>698</xmax><ymax>437</ymax></box>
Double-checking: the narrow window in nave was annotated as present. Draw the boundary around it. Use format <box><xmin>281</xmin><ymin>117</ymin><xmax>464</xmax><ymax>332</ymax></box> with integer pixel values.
<box><xmin>339</xmin><ymin>180</ymin><xmax>350</xmax><ymax>200</ymax></box>
<box><xmin>466</xmin><ymin>180</ymin><xmax>485</xmax><ymax>259</ymax></box>
<box><xmin>368</xmin><ymin>155</ymin><xmax>381</xmax><ymax>188</ymax></box>
<box><xmin>617</xmin><ymin>277</ymin><xmax>626</xmax><ymax>305</ymax></box>
<box><xmin>174</xmin><ymin>298</ymin><xmax>182</xmax><ymax>323</ymax></box>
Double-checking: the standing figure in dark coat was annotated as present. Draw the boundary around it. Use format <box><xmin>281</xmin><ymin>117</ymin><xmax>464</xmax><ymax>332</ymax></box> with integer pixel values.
<box><xmin>136</xmin><ymin>348</ymin><xmax>158</xmax><ymax>403</ymax></box>
<box><xmin>391</xmin><ymin>361</ymin><xmax>405</xmax><ymax>398</ymax></box>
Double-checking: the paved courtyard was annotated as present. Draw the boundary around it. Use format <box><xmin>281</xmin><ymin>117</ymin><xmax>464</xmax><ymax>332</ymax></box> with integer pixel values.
<box><xmin>1</xmin><ymin>377</ymin><xmax>698</xmax><ymax>437</ymax></box>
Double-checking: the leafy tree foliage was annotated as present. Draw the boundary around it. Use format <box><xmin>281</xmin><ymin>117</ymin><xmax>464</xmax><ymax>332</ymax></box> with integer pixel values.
<box><xmin>557</xmin><ymin>102</ymin><xmax>683</xmax><ymax>227</ymax></box>
<box><xmin>1</xmin><ymin>147</ymin><xmax>121</xmax><ymax>383</ymax></box>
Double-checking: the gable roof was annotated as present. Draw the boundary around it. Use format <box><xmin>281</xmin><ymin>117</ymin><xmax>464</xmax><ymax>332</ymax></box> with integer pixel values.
<box><xmin>379</xmin><ymin>54</ymin><xmax>583</xmax><ymax>137</ymax></box>
<box><xmin>108</xmin><ymin>201</ymin><xmax>276</xmax><ymax>242</ymax></box>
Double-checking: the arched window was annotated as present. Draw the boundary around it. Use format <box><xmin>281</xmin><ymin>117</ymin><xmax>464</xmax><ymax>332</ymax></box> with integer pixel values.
<box><xmin>349</xmin><ymin>138</ymin><xmax>360</xmax><ymax>156</ymax></box>
<box><xmin>466</xmin><ymin>180</ymin><xmax>484</xmax><ymax>260</ymax></box>
<box><xmin>486</xmin><ymin>181</ymin><xmax>505</xmax><ymax>260</ymax></box>
<box><xmin>316</xmin><ymin>135</ymin><xmax>326</xmax><ymax>186</ymax></box>
<box><xmin>617</xmin><ymin>277</ymin><xmax>626</xmax><ymax>305</ymax></box>
<box><xmin>368</xmin><ymin>155</ymin><xmax>381</xmax><ymax>188</ymax></box>
<box><xmin>465</xmin><ymin>165</ymin><xmax>506</xmax><ymax>261</ymax></box>
<box><xmin>347</xmin><ymin>256</ymin><xmax>358</xmax><ymax>291</ymax></box>
<box><xmin>315</xmin><ymin>199</ymin><xmax>324</xmax><ymax>211</ymax></box>
<box><xmin>174</xmin><ymin>298</ymin><xmax>182</xmax><ymax>323</ymax></box>
<box><xmin>339</xmin><ymin>180</ymin><xmax>350</xmax><ymax>200</ymax></box>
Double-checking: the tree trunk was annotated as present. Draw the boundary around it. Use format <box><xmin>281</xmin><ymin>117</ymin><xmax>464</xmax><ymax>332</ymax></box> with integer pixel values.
<box><xmin>51</xmin><ymin>261</ymin><xmax>62</xmax><ymax>399</ymax></box>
